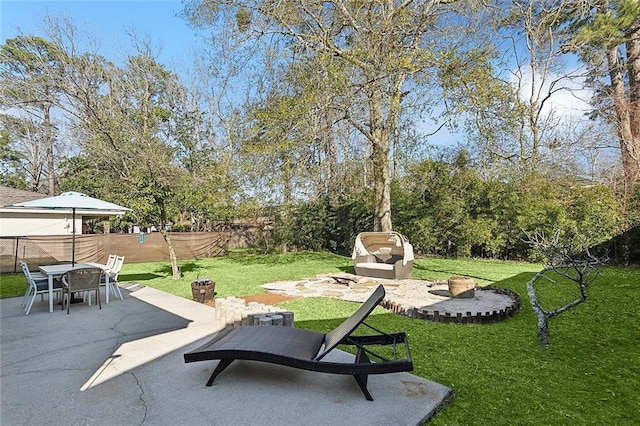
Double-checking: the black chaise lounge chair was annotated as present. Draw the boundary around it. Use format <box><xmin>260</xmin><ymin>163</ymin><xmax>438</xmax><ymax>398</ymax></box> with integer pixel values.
<box><xmin>184</xmin><ymin>285</ymin><xmax>413</xmax><ymax>401</ymax></box>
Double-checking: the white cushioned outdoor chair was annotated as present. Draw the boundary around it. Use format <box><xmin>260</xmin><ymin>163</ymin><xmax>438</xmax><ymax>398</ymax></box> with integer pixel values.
<box><xmin>21</xmin><ymin>260</ymin><xmax>63</xmax><ymax>315</ymax></box>
<box><xmin>352</xmin><ymin>232</ymin><xmax>414</xmax><ymax>280</ymax></box>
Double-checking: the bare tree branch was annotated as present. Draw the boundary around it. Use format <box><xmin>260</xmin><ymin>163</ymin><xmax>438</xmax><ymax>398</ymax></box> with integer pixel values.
<box><xmin>525</xmin><ymin>231</ymin><xmax>608</xmax><ymax>348</ymax></box>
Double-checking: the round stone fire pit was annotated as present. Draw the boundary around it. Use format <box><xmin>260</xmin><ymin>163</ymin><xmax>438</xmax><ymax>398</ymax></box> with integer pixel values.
<box><xmin>381</xmin><ymin>283</ymin><xmax>520</xmax><ymax>324</ymax></box>
<box><xmin>261</xmin><ymin>273</ymin><xmax>521</xmax><ymax>324</ymax></box>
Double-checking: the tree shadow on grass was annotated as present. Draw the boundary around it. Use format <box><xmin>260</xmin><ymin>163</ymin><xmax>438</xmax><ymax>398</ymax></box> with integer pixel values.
<box><xmin>412</xmin><ymin>261</ymin><xmax>493</xmax><ymax>283</ymax></box>
<box><xmin>337</xmin><ymin>265</ymin><xmax>356</xmax><ymax>274</ymax></box>
<box><xmin>119</xmin><ymin>273</ymin><xmax>164</xmax><ymax>282</ymax></box>
<box><xmin>154</xmin><ymin>261</ymin><xmax>203</xmax><ymax>277</ymax></box>
<box><xmin>223</xmin><ymin>252</ymin><xmax>347</xmax><ymax>266</ymax></box>
<box><xmin>142</xmin><ymin>254</ymin><xmax>353</xmax><ymax>279</ymax></box>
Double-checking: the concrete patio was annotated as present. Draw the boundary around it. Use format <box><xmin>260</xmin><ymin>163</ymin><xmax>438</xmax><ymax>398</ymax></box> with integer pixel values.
<box><xmin>1</xmin><ymin>285</ymin><xmax>453</xmax><ymax>425</ymax></box>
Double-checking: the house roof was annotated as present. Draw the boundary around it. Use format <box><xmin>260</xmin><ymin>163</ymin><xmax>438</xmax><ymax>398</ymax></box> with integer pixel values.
<box><xmin>0</xmin><ymin>186</ymin><xmax>48</xmax><ymax>207</ymax></box>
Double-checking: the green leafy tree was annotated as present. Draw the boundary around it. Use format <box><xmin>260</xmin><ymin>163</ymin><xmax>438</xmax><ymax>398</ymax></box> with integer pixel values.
<box><xmin>0</xmin><ymin>36</ymin><xmax>63</xmax><ymax>194</ymax></box>
<box><xmin>0</xmin><ymin>117</ymin><xmax>43</xmax><ymax>190</ymax></box>
<box><xmin>60</xmin><ymin>42</ymin><xmax>190</xmax><ymax>279</ymax></box>
<box><xmin>0</xmin><ymin>127</ymin><xmax>29</xmax><ymax>188</ymax></box>
<box><xmin>183</xmin><ymin>0</ymin><xmax>496</xmax><ymax>232</ymax></box>
<box><xmin>173</xmin><ymin>99</ymin><xmax>238</xmax><ymax>232</ymax></box>
<box><xmin>561</xmin><ymin>0</ymin><xmax>640</xmax><ymax>187</ymax></box>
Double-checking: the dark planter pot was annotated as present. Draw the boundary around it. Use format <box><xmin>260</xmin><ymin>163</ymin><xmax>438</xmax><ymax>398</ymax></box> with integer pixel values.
<box><xmin>191</xmin><ymin>279</ymin><xmax>216</xmax><ymax>303</ymax></box>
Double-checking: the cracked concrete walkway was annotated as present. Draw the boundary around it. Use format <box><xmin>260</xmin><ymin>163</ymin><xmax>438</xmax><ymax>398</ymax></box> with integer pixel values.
<box><xmin>1</xmin><ymin>285</ymin><xmax>453</xmax><ymax>425</ymax></box>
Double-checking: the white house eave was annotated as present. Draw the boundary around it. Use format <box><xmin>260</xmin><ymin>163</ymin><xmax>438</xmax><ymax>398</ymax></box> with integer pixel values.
<box><xmin>0</xmin><ymin>207</ymin><xmax>127</xmax><ymax>216</ymax></box>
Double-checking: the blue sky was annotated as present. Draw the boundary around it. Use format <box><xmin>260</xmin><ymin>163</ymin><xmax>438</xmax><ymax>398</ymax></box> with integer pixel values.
<box><xmin>0</xmin><ymin>1</ymin><xmax>598</xmax><ymax>150</ymax></box>
<box><xmin>0</xmin><ymin>0</ymin><xmax>201</xmax><ymax>68</ymax></box>
<box><xmin>0</xmin><ymin>0</ymin><xmax>464</xmax><ymax>146</ymax></box>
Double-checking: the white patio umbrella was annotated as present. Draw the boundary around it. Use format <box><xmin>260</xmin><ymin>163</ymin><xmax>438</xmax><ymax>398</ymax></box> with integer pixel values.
<box><xmin>9</xmin><ymin>191</ymin><xmax>131</xmax><ymax>265</ymax></box>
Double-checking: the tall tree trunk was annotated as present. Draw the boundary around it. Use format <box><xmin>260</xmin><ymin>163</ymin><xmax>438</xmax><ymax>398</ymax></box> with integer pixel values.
<box><xmin>369</xmin><ymin>84</ymin><xmax>393</xmax><ymax>232</ymax></box>
<box><xmin>323</xmin><ymin>113</ymin><xmax>338</xmax><ymax>202</ymax></box>
<box><xmin>43</xmin><ymin>100</ymin><xmax>55</xmax><ymax>195</ymax></box>
<box><xmin>319</xmin><ymin>65</ymin><xmax>338</xmax><ymax>202</ymax></box>
<box><xmin>161</xmin><ymin>228</ymin><xmax>181</xmax><ymax>280</ymax></box>
<box><xmin>607</xmin><ymin>33</ymin><xmax>640</xmax><ymax>186</ymax></box>
<box><xmin>281</xmin><ymin>154</ymin><xmax>292</xmax><ymax>253</ymax></box>
<box><xmin>157</xmin><ymin>197</ymin><xmax>180</xmax><ymax>279</ymax></box>
<box><xmin>625</xmin><ymin>26</ymin><xmax>640</xmax><ymax>185</ymax></box>
<box><xmin>371</xmin><ymin>132</ymin><xmax>392</xmax><ymax>232</ymax></box>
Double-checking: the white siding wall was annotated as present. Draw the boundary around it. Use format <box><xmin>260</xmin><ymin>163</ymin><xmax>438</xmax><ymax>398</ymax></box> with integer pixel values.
<box><xmin>0</xmin><ymin>212</ymin><xmax>82</xmax><ymax>237</ymax></box>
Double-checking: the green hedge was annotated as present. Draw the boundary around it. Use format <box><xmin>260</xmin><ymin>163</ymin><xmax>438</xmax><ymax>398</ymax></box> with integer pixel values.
<box><xmin>268</xmin><ymin>155</ymin><xmax>635</xmax><ymax>262</ymax></box>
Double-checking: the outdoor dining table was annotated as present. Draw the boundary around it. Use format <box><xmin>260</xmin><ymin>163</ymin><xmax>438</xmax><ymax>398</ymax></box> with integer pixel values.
<box><xmin>38</xmin><ymin>263</ymin><xmax>111</xmax><ymax>313</ymax></box>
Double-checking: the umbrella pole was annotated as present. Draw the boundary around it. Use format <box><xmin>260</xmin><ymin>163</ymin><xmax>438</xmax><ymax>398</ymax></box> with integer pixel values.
<box><xmin>72</xmin><ymin>208</ymin><xmax>76</xmax><ymax>266</ymax></box>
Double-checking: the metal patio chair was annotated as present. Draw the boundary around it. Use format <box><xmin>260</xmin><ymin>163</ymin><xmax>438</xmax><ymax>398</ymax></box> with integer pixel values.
<box><xmin>61</xmin><ymin>267</ymin><xmax>103</xmax><ymax>314</ymax></box>
<box><xmin>21</xmin><ymin>261</ymin><xmax>63</xmax><ymax>315</ymax></box>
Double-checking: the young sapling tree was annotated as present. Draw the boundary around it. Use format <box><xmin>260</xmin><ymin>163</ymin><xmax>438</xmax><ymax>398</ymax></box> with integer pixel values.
<box><xmin>526</xmin><ymin>232</ymin><xmax>607</xmax><ymax>349</ymax></box>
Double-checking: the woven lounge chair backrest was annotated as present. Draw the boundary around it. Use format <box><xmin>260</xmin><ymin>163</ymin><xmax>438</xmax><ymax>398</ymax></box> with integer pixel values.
<box><xmin>359</xmin><ymin>232</ymin><xmax>403</xmax><ymax>251</ymax></box>
<box><xmin>314</xmin><ymin>284</ymin><xmax>385</xmax><ymax>361</ymax></box>
<box><xmin>63</xmin><ymin>268</ymin><xmax>103</xmax><ymax>292</ymax></box>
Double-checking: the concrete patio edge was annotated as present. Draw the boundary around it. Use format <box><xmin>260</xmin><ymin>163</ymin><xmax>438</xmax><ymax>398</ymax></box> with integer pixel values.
<box><xmin>1</xmin><ymin>285</ymin><xmax>454</xmax><ymax>425</ymax></box>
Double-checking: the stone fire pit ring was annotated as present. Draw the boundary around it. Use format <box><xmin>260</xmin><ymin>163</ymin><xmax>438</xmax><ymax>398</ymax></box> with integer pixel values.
<box><xmin>261</xmin><ymin>273</ymin><xmax>521</xmax><ymax>324</ymax></box>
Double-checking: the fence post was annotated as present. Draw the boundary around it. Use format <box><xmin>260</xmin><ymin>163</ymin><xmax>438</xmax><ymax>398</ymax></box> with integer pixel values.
<box><xmin>13</xmin><ymin>237</ymin><xmax>19</xmax><ymax>273</ymax></box>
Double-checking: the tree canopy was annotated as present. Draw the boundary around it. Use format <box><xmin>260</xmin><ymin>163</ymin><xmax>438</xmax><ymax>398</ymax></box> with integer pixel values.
<box><xmin>1</xmin><ymin>3</ymin><xmax>638</xmax><ymax>264</ymax></box>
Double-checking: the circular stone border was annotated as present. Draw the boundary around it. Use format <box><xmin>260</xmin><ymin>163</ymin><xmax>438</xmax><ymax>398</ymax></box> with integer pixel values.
<box><xmin>259</xmin><ymin>273</ymin><xmax>522</xmax><ymax>324</ymax></box>
<box><xmin>381</xmin><ymin>286</ymin><xmax>521</xmax><ymax>324</ymax></box>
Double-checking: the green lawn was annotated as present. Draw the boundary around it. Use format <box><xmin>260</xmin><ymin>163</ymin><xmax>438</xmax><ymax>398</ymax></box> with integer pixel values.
<box><xmin>1</xmin><ymin>252</ymin><xmax>638</xmax><ymax>424</ymax></box>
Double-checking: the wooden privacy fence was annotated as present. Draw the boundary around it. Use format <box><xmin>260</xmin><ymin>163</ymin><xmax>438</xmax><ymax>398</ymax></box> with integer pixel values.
<box><xmin>0</xmin><ymin>232</ymin><xmax>230</xmax><ymax>273</ymax></box>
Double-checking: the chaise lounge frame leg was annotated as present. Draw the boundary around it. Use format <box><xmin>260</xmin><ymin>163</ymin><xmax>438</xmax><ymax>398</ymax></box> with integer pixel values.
<box><xmin>353</xmin><ymin>374</ymin><xmax>373</xmax><ymax>401</ymax></box>
<box><xmin>206</xmin><ymin>359</ymin><xmax>234</xmax><ymax>386</ymax></box>
<box><xmin>353</xmin><ymin>346</ymin><xmax>374</xmax><ymax>401</ymax></box>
